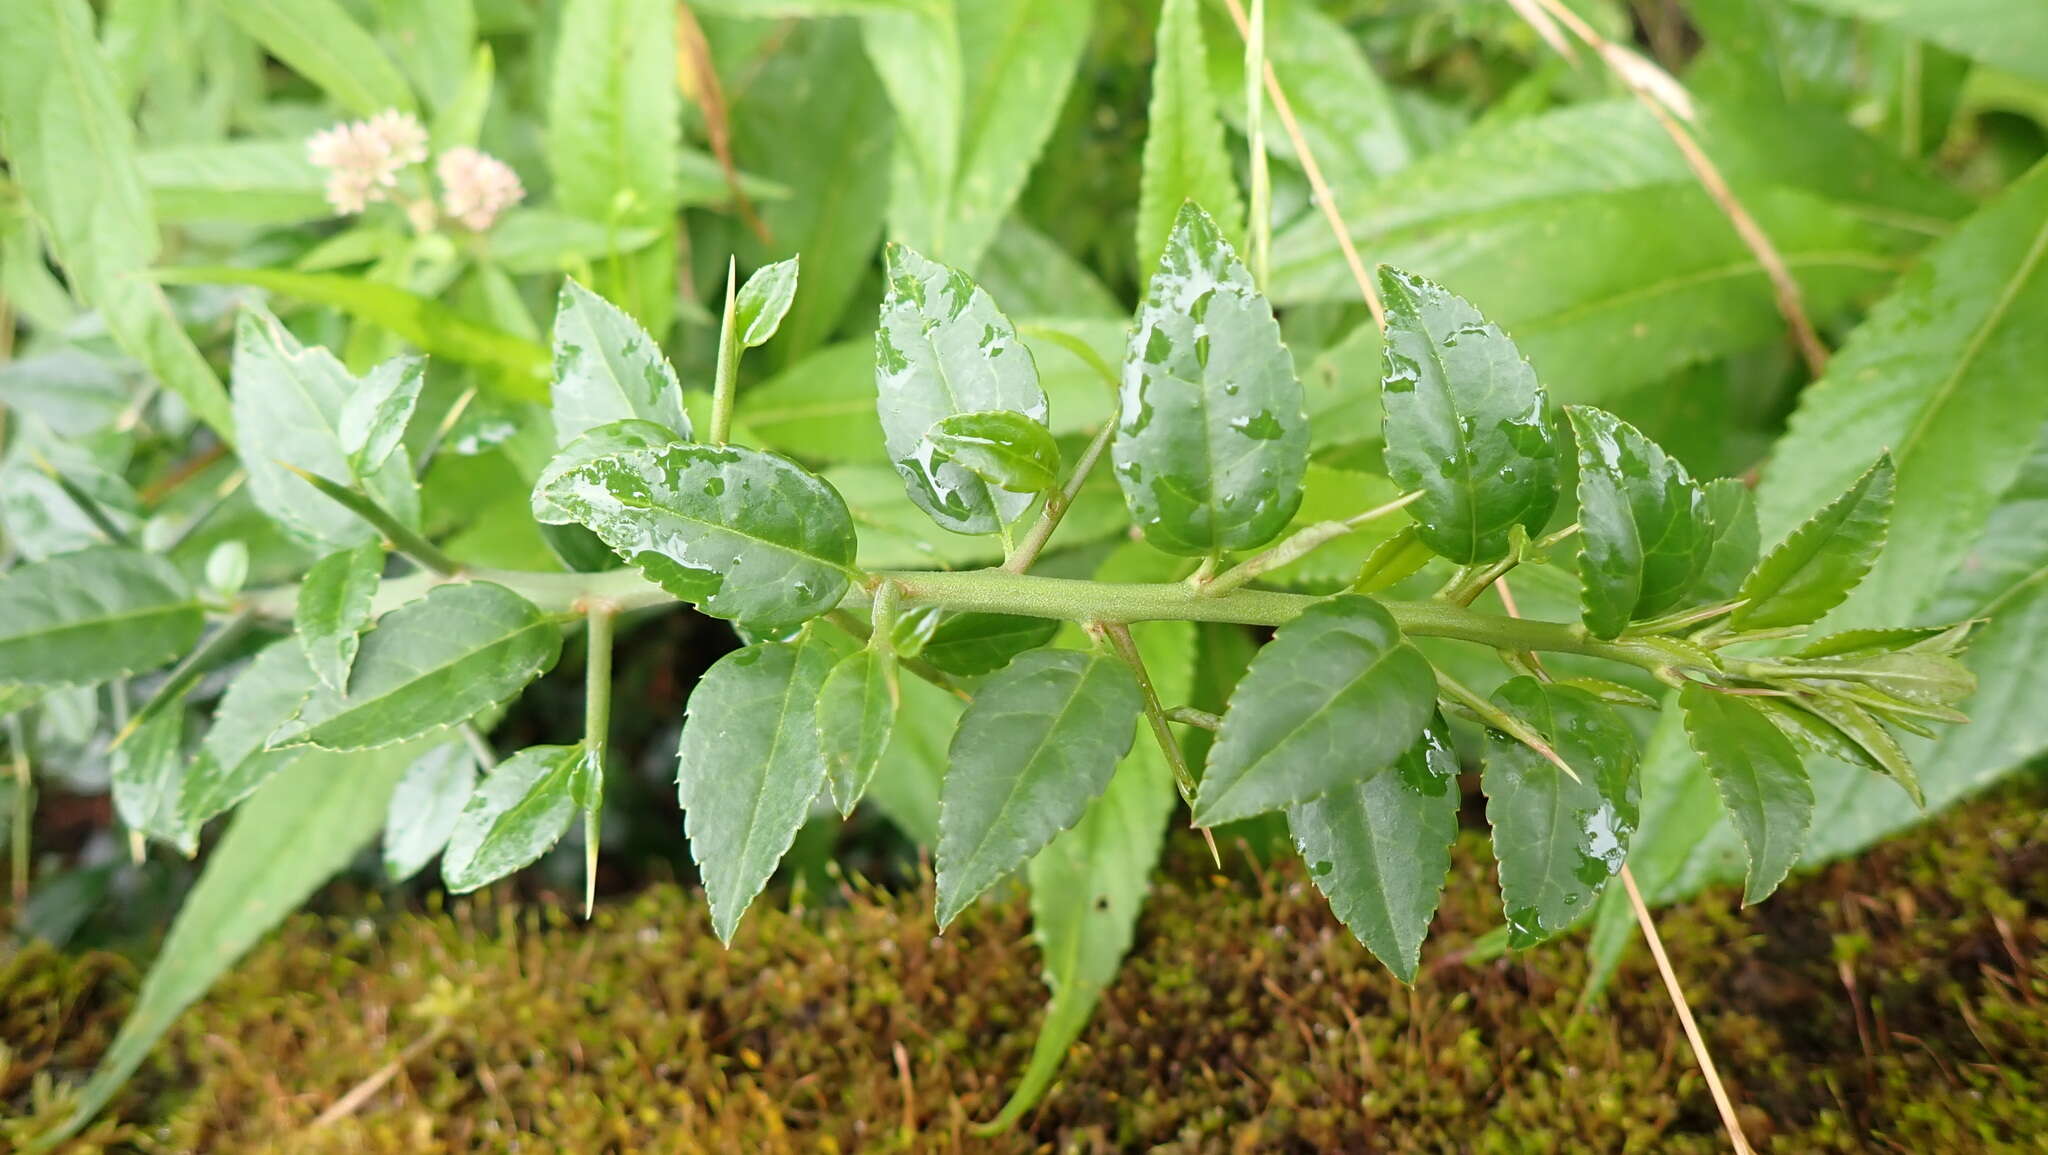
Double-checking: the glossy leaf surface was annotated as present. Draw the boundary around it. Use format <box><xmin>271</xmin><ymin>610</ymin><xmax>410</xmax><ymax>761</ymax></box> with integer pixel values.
<box><xmin>677</xmin><ymin>632</ymin><xmax>838</xmax><ymax>943</ymax></box>
<box><xmin>1680</xmin><ymin>685</ymin><xmax>1813</xmax><ymax>904</ymax></box>
<box><xmin>271</xmin><ymin>583</ymin><xmax>561</xmax><ymax>751</ymax></box>
<box><xmin>1288</xmin><ymin>712</ymin><xmax>1461</xmax><ymax>983</ymax></box>
<box><xmin>542</xmin><ymin>443</ymin><xmax>856</xmax><ymax>631</ymax></box>
<box><xmin>1735</xmin><ymin>455</ymin><xmax>1893</xmax><ymax>629</ymax></box>
<box><xmin>817</xmin><ymin>648</ymin><xmax>896</xmax><ymax>816</ymax></box>
<box><xmin>1482</xmin><ymin>678</ymin><xmax>1639</xmax><ymax>948</ymax></box>
<box><xmin>926</xmin><ymin>410</ymin><xmax>1062</xmax><ymax>495</ymax></box>
<box><xmin>936</xmin><ymin>649</ymin><xmax>1141</xmax><ymax>928</ymax></box>
<box><xmin>736</xmin><ymin>257</ymin><xmax>801</xmax><ymax>348</ymax></box>
<box><xmin>874</xmin><ymin>245</ymin><xmax>1047</xmax><ymax>534</ymax></box>
<box><xmin>294</xmin><ymin>541</ymin><xmax>382</xmax><ymax>693</ymax></box>
<box><xmin>442</xmin><ymin>743</ymin><xmax>585</xmax><ymax>893</ymax></box>
<box><xmin>1691</xmin><ymin>478</ymin><xmax>1759</xmax><ymax>607</ymax></box>
<box><xmin>1569</xmin><ymin>406</ymin><xmax>1713</xmax><ymax>638</ymax></box>
<box><xmin>1378</xmin><ymin>267</ymin><xmax>1558</xmax><ymax>565</ymax></box>
<box><xmin>918</xmin><ymin>613</ymin><xmax>1063</xmax><ymax>676</ymax></box>
<box><xmin>549</xmin><ymin>279</ymin><xmax>690</xmax><ymax>447</ymax></box>
<box><xmin>0</xmin><ymin>548</ymin><xmax>201</xmax><ymax>686</ymax></box>
<box><xmin>1114</xmin><ymin>203</ymin><xmax>1307</xmax><ymax>557</ymax></box>
<box><xmin>1195</xmin><ymin>595</ymin><xmax>1435</xmax><ymax>826</ymax></box>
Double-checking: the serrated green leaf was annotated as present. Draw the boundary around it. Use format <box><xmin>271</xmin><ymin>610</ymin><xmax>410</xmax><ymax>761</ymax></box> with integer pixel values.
<box><xmin>112</xmin><ymin>708</ymin><xmax>194</xmax><ymax>854</ymax></box>
<box><xmin>1136</xmin><ymin>0</ymin><xmax>1243</xmax><ymax>272</ymax></box>
<box><xmin>229</xmin><ymin>308</ymin><xmax>421</xmax><ymax>547</ymax></box>
<box><xmin>936</xmin><ymin>649</ymin><xmax>1141</xmax><ymax>928</ymax></box>
<box><xmin>1734</xmin><ymin>455</ymin><xmax>1893</xmax><ymax>629</ymax></box>
<box><xmin>1115</xmin><ymin>203</ymin><xmax>1308</xmax><ymax>557</ymax></box>
<box><xmin>271</xmin><ymin>583</ymin><xmax>562</xmax><ymax>751</ymax></box>
<box><xmin>40</xmin><ymin>745</ymin><xmax>416</xmax><ymax>1148</ymax></box>
<box><xmin>179</xmin><ymin>643</ymin><xmax>317</xmax><ymax>829</ymax></box>
<box><xmin>1288</xmin><ymin>712</ymin><xmax>1460</xmax><ymax>983</ymax></box>
<box><xmin>1377</xmin><ymin>267</ymin><xmax>1559</xmax><ymax>565</ymax></box>
<box><xmin>295</xmin><ymin>542</ymin><xmax>383</xmax><ymax>693</ymax></box>
<box><xmin>530</xmin><ymin>418</ymin><xmax>686</xmax><ymax>525</ymax></box>
<box><xmin>991</xmin><ymin>614</ymin><xmax>1190</xmax><ymax>1131</ymax></box>
<box><xmin>1482</xmin><ymin>678</ymin><xmax>1639</xmax><ymax>949</ymax></box>
<box><xmin>339</xmin><ymin>356</ymin><xmax>425</xmax><ymax>474</ymax></box>
<box><xmin>926</xmin><ymin>410</ymin><xmax>1062</xmax><ymax>495</ymax></box>
<box><xmin>1794</xmin><ymin>625</ymin><xmax>1964</xmax><ymax>659</ymax></box>
<box><xmin>0</xmin><ymin>548</ymin><xmax>201</xmax><ymax>687</ymax></box>
<box><xmin>920</xmin><ymin>613</ymin><xmax>1066</xmax><ymax>676</ymax></box>
<box><xmin>1195</xmin><ymin>595</ymin><xmax>1435</xmax><ymax>826</ymax></box>
<box><xmin>1799</xmin><ymin>693</ymin><xmax>1924</xmax><ymax>806</ymax></box>
<box><xmin>1679</xmin><ymin>684</ymin><xmax>1812</xmax><ymax>905</ymax></box>
<box><xmin>678</xmin><ymin>631</ymin><xmax>840</xmax><ymax>942</ymax></box>
<box><xmin>548</xmin><ymin>0</ymin><xmax>680</xmax><ymax>336</ymax></box>
<box><xmin>1568</xmin><ymin>406</ymin><xmax>1713</xmax><ymax>638</ymax></box>
<box><xmin>817</xmin><ymin>648</ymin><xmax>896</xmax><ymax>815</ymax></box>
<box><xmin>736</xmin><ymin>257</ymin><xmax>801</xmax><ymax>348</ymax></box>
<box><xmin>875</xmin><ymin>245</ymin><xmax>1048</xmax><ymax>534</ymax></box>
<box><xmin>550</xmin><ymin>279</ymin><xmax>690</xmax><ymax>447</ymax></box>
<box><xmin>383</xmin><ymin>741</ymin><xmax>478</xmax><ymax>882</ymax></box>
<box><xmin>543</xmin><ymin>443</ymin><xmax>856</xmax><ymax>631</ymax></box>
<box><xmin>1691</xmin><ymin>477</ymin><xmax>1759</xmax><ymax>607</ymax></box>
<box><xmin>441</xmin><ymin>743</ymin><xmax>584</xmax><ymax>892</ymax></box>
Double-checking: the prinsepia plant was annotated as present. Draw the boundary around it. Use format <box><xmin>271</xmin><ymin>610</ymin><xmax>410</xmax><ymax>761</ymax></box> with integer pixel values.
<box><xmin>1</xmin><ymin>199</ymin><xmax>1978</xmax><ymax>1133</ymax></box>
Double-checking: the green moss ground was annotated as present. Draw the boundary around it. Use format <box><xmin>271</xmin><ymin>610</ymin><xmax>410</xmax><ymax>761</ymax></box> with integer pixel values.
<box><xmin>5</xmin><ymin>782</ymin><xmax>2044</xmax><ymax>1153</ymax></box>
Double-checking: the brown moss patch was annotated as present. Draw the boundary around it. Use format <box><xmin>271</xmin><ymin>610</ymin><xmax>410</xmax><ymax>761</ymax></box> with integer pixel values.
<box><xmin>7</xmin><ymin>781</ymin><xmax>2045</xmax><ymax>1153</ymax></box>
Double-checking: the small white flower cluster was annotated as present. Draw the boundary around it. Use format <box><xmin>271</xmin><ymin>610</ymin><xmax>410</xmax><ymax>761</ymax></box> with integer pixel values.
<box><xmin>305</xmin><ymin>110</ymin><xmax>523</xmax><ymax>232</ymax></box>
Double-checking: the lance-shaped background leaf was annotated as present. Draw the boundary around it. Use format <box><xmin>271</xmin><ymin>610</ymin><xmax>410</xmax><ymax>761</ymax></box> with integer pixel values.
<box><xmin>875</xmin><ymin>246</ymin><xmax>1048</xmax><ymax>535</ymax></box>
<box><xmin>1288</xmin><ymin>711</ymin><xmax>1461</xmax><ymax>983</ymax></box>
<box><xmin>542</xmin><ymin>443</ymin><xmax>856</xmax><ymax>631</ymax></box>
<box><xmin>229</xmin><ymin>308</ymin><xmax>421</xmax><ymax>547</ymax></box>
<box><xmin>0</xmin><ymin>548</ymin><xmax>202</xmax><ymax>687</ymax></box>
<box><xmin>1195</xmin><ymin>596</ymin><xmax>1435</xmax><ymax>827</ymax></box>
<box><xmin>294</xmin><ymin>541</ymin><xmax>382</xmax><ymax>693</ymax></box>
<box><xmin>1483</xmin><ymin>678</ymin><xmax>1640</xmax><ymax>948</ymax></box>
<box><xmin>271</xmin><ymin>583</ymin><xmax>561</xmax><ymax>751</ymax></box>
<box><xmin>1680</xmin><ymin>684</ymin><xmax>1813</xmax><ymax>905</ymax></box>
<box><xmin>1378</xmin><ymin>266</ymin><xmax>1558</xmax><ymax>565</ymax></box>
<box><xmin>548</xmin><ymin>279</ymin><xmax>691</xmax><ymax>447</ymax></box>
<box><xmin>677</xmin><ymin>632</ymin><xmax>839</xmax><ymax>943</ymax></box>
<box><xmin>1734</xmin><ymin>456</ymin><xmax>1893</xmax><ymax>629</ymax></box>
<box><xmin>442</xmin><ymin>743</ymin><xmax>586</xmax><ymax>893</ymax></box>
<box><xmin>1135</xmin><ymin>0</ymin><xmax>1243</xmax><ymax>272</ymax></box>
<box><xmin>935</xmin><ymin>649</ymin><xmax>1141</xmax><ymax>928</ymax></box>
<box><xmin>1113</xmin><ymin>203</ymin><xmax>1307</xmax><ymax>558</ymax></box>
<box><xmin>1568</xmin><ymin>406</ymin><xmax>1713</xmax><ymax>638</ymax></box>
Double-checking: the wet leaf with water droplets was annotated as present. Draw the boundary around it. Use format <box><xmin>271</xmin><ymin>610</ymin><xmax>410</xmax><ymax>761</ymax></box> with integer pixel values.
<box><xmin>1679</xmin><ymin>684</ymin><xmax>1812</xmax><ymax>905</ymax></box>
<box><xmin>1287</xmin><ymin>712</ymin><xmax>1460</xmax><ymax>983</ymax></box>
<box><xmin>1114</xmin><ymin>203</ymin><xmax>1307</xmax><ymax>557</ymax></box>
<box><xmin>1377</xmin><ymin>267</ymin><xmax>1558</xmax><ymax>565</ymax></box>
<box><xmin>926</xmin><ymin>409</ymin><xmax>1062</xmax><ymax>495</ymax></box>
<box><xmin>530</xmin><ymin>418</ymin><xmax>685</xmax><ymax>525</ymax></box>
<box><xmin>1481</xmin><ymin>677</ymin><xmax>1639</xmax><ymax>948</ymax></box>
<box><xmin>875</xmin><ymin>245</ymin><xmax>1047</xmax><ymax>535</ymax></box>
<box><xmin>678</xmin><ymin>631</ymin><xmax>839</xmax><ymax>942</ymax></box>
<box><xmin>936</xmin><ymin>649</ymin><xmax>1141</xmax><ymax>928</ymax></box>
<box><xmin>1195</xmin><ymin>595</ymin><xmax>1434</xmax><ymax>826</ymax></box>
<box><xmin>1568</xmin><ymin>406</ymin><xmax>1713</xmax><ymax>638</ymax></box>
<box><xmin>441</xmin><ymin>743</ymin><xmax>585</xmax><ymax>893</ymax></box>
<box><xmin>550</xmin><ymin>278</ymin><xmax>690</xmax><ymax>447</ymax></box>
<box><xmin>540</xmin><ymin>442</ymin><xmax>856</xmax><ymax>631</ymax></box>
